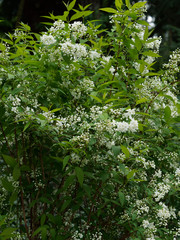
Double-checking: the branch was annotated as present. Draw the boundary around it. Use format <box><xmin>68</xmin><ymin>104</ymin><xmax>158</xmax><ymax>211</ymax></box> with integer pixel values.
<box><xmin>20</xmin><ymin>177</ymin><xmax>31</xmax><ymax>240</ymax></box>
<box><xmin>0</xmin><ymin>121</ymin><xmax>14</xmax><ymax>157</ymax></box>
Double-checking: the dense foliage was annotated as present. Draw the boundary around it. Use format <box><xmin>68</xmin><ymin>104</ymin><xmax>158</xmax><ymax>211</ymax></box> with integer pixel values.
<box><xmin>0</xmin><ymin>0</ymin><xmax>180</xmax><ymax>239</ymax></box>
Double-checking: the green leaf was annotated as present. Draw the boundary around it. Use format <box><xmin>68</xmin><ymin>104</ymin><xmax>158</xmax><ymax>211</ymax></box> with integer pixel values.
<box><xmin>0</xmin><ymin>43</ymin><xmax>6</xmax><ymax>51</ymax></box>
<box><xmin>13</xmin><ymin>164</ymin><xmax>21</xmax><ymax>181</ymax></box>
<box><xmin>164</xmin><ymin>106</ymin><xmax>171</xmax><ymax>122</ymax></box>
<box><xmin>63</xmin><ymin>156</ymin><xmax>70</xmax><ymax>170</ymax></box>
<box><xmin>83</xmin><ymin>184</ymin><xmax>92</xmax><ymax>198</ymax></box>
<box><xmin>83</xmin><ymin>11</ymin><xmax>93</xmax><ymax>17</ymax></box>
<box><xmin>145</xmin><ymin>72</ymin><xmax>160</xmax><ymax>76</ymax></box>
<box><xmin>136</xmin><ymin>112</ymin><xmax>150</xmax><ymax>116</ymax></box>
<box><xmin>32</xmin><ymin>226</ymin><xmax>49</xmax><ymax>238</ymax></box>
<box><xmin>138</xmin><ymin>123</ymin><xmax>144</xmax><ymax>131</ymax></box>
<box><xmin>67</xmin><ymin>0</ymin><xmax>76</xmax><ymax>11</ymax></box>
<box><xmin>137</xmin><ymin>20</ymin><xmax>149</xmax><ymax>26</ymax></box>
<box><xmin>1</xmin><ymin>178</ymin><xmax>14</xmax><ymax>192</ymax></box>
<box><xmin>63</xmin><ymin>1</ymin><xmax>68</xmax><ymax>9</ymax></box>
<box><xmin>136</xmin><ymin>98</ymin><xmax>148</xmax><ymax>105</ymax></box>
<box><xmin>134</xmin><ymin>35</ymin><xmax>142</xmax><ymax>51</ymax></box>
<box><xmin>2</xmin><ymin>155</ymin><xmax>16</xmax><ymax>168</ymax></box>
<box><xmin>64</xmin><ymin>11</ymin><xmax>69</xmax><ymax>18</ymax></box>
<box><xmin>83</xmin><ymin>3</ymin><xmax>92</xmax><ymax>10</ymax></box>
<box><xmin>32</xmin><ymin>227</ymin><xmax>43</xmax><ymax>237</ymax></box>
<box><xmin>37</xmin><ymin>114</ymin><xmax>47</xmax><ymax>120</ymax></box>
<box><xmin>118</xmin><ymin>191</ymin><xmax>125</xmax><ymax>206</ymax></box>
<box><xmin>70</xmin><ymin>11</ymin><xmax>84</xmax><ymax>21</ymax></box>
<box><xmin>89</xmin><ymin>138</ymin><xmax>96</xmax><ymax>146</ymax></box>
<box><xmin>23</xmin><ymin>121</ymin><xmax>31</xmax><ymax>132</ymax></box>
<box><xmin>100</xmin><ymin>172</ymin><xmax>109</xmax><ymax>182</ymax></box>
<box><xmin>121</xmin><ymin>145</ymin><xmax>130</xmax><ymax>158</ymax></box>
<box><xmin>135</xmin><ymin>77</ymin><xmax>145</xmax><ymax>87</ymax></box>
<box><xmin>127</xmin><ymin>169</ymin><xmax>137</xmax><ymax>180</ymax></box>
<box><xmin>118</xmin><ymin>163</ymin><xmax>126</xmax><ymax>173</ymax></box>
<box><xmin>41</xmin><ymin>227</ymin><xmax>47</xmax><ymax>240</ymax></box>
<box><xmin>125</xmin><ymin>0</ymin><xmax>131</xmax><ymax>9</ymax></box>
<box><xmin>20</xmin><ymin>22</ymin><xmax>31</xmax><ymax>31</ymax></box>
<box><xmin>0</xmin><ymin>216</ymin><xmax>6</xmax><ymax>227</ymax></box>
<box><xmin>105</xmin><ymin>98</ymin><xmax>119</xmax><ymax>103</ymax></box>
<box><xmin>0</xmin><ymin>228</ymin><xmax>16</xmax><ymax>236</ymax></box>
<box><xmin>63</xmin><ymin>175</ymin><xmax>75</xmax><ymax>190</ymax></box>
<box><xmin>99</xmin><ymin>8</ymin><xmax>118</xmax><ymax>14</ymax></box>
<box><xmin>90</xmin><ymin>95</ymin><xmax>102</xmax><ymax>103</ymax></box>
<box><xmin>115</xmin><ymin>0</ymin><xmax>123</xmax><ymax>10</ymax></box>
<box><xmin>78</xmin><ymin>4</ymin><xmax>84</xmax><ymax>10</ymax></box>
<box><xmin>60</xmin><ymin>198</ymin><xmax>71</xmax><ymax>212</ymax></box>
<box><xmin>139</xmin><ymin>62</ymin><xmax>145</xmax><ymax>73</ymax></box>
<box><xmin>131</xmin><ymin>179</ymin><xmax>145</xmax><ymax>182</ymax></box>
<box><xmin>143</xmin><ymin>26</ymin><xmax>149</xmax><ymax>41</ymax></box>
<box><xmin>9</xmin><ymin>191</ymin><xmax>18</xmax><ymax>205</ymax></box>
<box><xmin>142</xmin><ymin>51</ymin><xmax>161</xmax><ymax>58</ymax></box>
<box><xmin>50</xmin><ymin>229</ymin><xmax>56</xmax><ymax>238</ymax></box>
<box><xmin>132</xmin><ymin>2</ymin><xmax>146</xmax><ymax>9</ymax></box>
<box><xmin>50</xmin><ymin>108</ymin><xmax>62</xmax><ymax>113</ymax></box>
<box><xmin>75</xmin><ymin>167</ymin><xmax>84</xmax><ymax>186</ymax></box>
<box><xmin>99</xmin><ymin>113</ymin><xmax>108</xmax><ymax>120</ymax></box>
<box><xmin>40</xmin><ymin>106</ymin><xmax>49</xmax><ymax>112</ymax></box>
<box><xmin>112</xmin><ymin>146</ymin><xmax>121</xmax><ymax>156</ymax></box>
<box><xmin>41</xmin><ymin>214</ymin><xmax>46</xmax><ymax>226</ymax></box>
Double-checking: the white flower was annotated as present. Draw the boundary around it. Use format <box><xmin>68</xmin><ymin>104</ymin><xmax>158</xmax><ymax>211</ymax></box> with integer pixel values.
<box><xmin>70</xmin><ymin>21</ymin><xmax>87</xmax><ymax>39</ymax></box>
<box><xmin>129</xmin><ymin>119</ymin><xmax>139</xmax><ymax>132</ymax></box>
<box><xmin>53</xmin><ymin>20</ymin><xmax>65</xmax><ymax>30</ymax></box>
<box><xmin>123</xmin><ymin>109</ymin><xmax>136</xmax><ymax>119</ymax></box>
<box><xmin>81</xmin><ymin>78</ymin><xmax>95</xmax><ymax>93</ymax></box>
<box><xmin>101</xmin><ymin>55</ymin><xmax>112</xmax><ymax>63</ymax></box>
<box><xmin>153</xmin><ymin>182</ymin><xmax>170</xmax><ymax>202</ymax></box>
<box><xmin>154</xmin><ymin>169</ymin><xmax>162</xmax><ymax>178</ymax></box>
<box><xmin>157</xmin><ymin>203</ymin><xmax>171</xmax><ymax>220</ymax></box>
<box><xmin>40</xmin><ymin>34</ymin><xmax>56</xmax><ymax>45</ymax></box>
<box><xmin>109</xmin><ymin>66</ymin><xmax>116</xmax><ymax>74</ymax></box>
<box><xmin>49</xmin><ymin>20</ymin><xmax>66</xmax><ymax>35</ymax></box>
<box><xmin>60</xmin><ymin>40</ymin><xmax>87</xmax><ymax>61</ymax></box>
<box><xmin>116</xmin><ymin>121</ymin><xmax>129</xmax><ymax>132</ymax></box>
<box><xmin>142</xmin><ymin>220</ymin><xmax>150</xmax><ymax>228</ymax></box>
<box><xmin>175</xmin><ymin>168</ymin><xmax>180</xmax><ymax>177</ymax></box>
<box><xmin>106</xmin><ymin>141</ymin><xmax>115</xmax><ymax>149</ymax></box>
<box><xmin>89</xmin><ymin>50</ymin><xmax>101</xmax><ymax>60</ymax></box>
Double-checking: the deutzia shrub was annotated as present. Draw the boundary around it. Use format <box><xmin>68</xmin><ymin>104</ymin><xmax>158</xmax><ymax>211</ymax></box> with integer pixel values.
<box><xmin>0</xmin><ymin>0</ymin><xmax>179</xmax><ymax>239</ymax></box>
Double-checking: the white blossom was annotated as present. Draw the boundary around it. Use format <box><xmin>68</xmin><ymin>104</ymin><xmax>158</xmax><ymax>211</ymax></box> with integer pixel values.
<box><xmin>40</xmin><ymin>34</ymin><xmax>56</xmax><ymax>45</ymax></box>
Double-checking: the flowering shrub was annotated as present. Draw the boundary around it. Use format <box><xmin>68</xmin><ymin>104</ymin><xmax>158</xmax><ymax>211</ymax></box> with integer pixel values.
<box><xmin>0</xmin><ymin>0</ymin><xmax>180</xmax><ymax>239</ymax></box>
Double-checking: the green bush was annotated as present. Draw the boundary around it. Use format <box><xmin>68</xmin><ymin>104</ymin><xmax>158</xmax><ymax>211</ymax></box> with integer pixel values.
<box><xmin>0</xmin><ymin>0</ymin><xmax>179</xmax><ymax>239</ymax></box>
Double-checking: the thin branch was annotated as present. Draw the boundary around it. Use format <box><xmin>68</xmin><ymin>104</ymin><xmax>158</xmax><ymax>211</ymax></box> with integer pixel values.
<box><xmin>20</xmin><ymin>177</ymin><xmax>31</xmax><ymax>240</ymax></box>
<box><xmin>0</xmin><ymin>121</ymin><xmax>14</xmax><ymax>157</ymax></box>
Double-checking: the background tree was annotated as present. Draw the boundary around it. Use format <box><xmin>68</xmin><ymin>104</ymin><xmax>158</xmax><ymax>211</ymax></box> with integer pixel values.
<box><xmin>147</xmin><ymin>0</ymin><xmax>180</xmax><ymax>62</ymax></box>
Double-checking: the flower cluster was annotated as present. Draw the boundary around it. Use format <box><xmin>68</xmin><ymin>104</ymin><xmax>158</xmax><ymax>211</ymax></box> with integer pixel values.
<box><xmin>40</xmin><ymin>34</ymin><xmax>56</xmax><ymax>45</ymax></box>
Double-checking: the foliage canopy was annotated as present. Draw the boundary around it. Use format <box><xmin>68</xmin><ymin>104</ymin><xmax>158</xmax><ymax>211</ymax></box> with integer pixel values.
<box><xmin>0</xmin><ymin>0</ymin><xmax>180</xmax><ymax>239</ymax></box>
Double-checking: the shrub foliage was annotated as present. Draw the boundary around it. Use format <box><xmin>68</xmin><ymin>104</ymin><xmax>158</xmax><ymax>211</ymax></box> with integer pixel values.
<box><xmin>0</xmin><ymin>0</ymin><xmax>180</xmax><ymax>239</ymax></box>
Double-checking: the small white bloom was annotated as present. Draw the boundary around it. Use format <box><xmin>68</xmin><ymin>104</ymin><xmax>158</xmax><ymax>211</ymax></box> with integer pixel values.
<box><xmin>89</xmin><ymin>50</ymin><xmax>101</xmax><ymax>60</ymax></box>
<box><xmin>40</xmin><ymin>34</ymin><xmax>56</xmax><ymax>45</ymax></box>
<box><xmin>175</xmin><ymin>168</ymin><xmax>180</xmax><ymax>177</ymax></box>
<box><xmin>129</xmin><ymin>119</ymin><xmax>139</xmax><ymax>132</ymax></box>
<box><xmin>116</xmin><ymin>121</ymin><xmax>129</xmax><ymax>132</ymax></box>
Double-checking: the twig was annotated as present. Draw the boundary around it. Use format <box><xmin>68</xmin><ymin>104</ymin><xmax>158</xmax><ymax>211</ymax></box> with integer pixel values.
<box><xmin>0</xmin><ymin>121</ymin><xmax>14</xmax><ymax>156</ymax></box>
<box><xmin>20</xmin><ymin>177</ymin><xmax>31</xmax><ymax>240</ymax></box>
